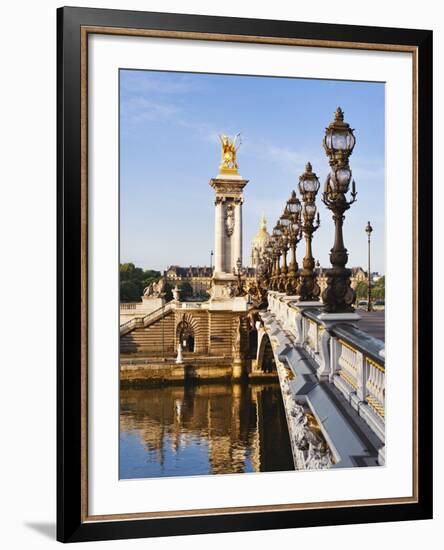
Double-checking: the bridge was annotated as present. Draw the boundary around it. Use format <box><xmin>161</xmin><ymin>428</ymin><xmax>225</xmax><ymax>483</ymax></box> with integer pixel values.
<box><xmin>256</xmin><ymin>291</ymin><xmax>385</xmax><ymax>470</ymax></box>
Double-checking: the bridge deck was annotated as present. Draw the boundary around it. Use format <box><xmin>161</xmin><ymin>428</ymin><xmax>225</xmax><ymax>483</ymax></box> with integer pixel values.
<box><xmin>356</xmin><ymin>310</ymin><xmax>385</xmax><ymax>341</ymax></box>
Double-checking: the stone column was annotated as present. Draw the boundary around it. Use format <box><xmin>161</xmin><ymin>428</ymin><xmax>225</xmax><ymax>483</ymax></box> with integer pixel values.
<box><xmin>209</xmin><ymin>176</ymin><xmax>248</xmax><ymax>304</ymax></box>
<box><xmin>214</xmin><ymin>198</ymin><xmax>224</xmax><ymax>273</ymax></box>
<box><xmin>232</xmin><ymin>199</ymin><xmax>242</xmax><ymax>270</ymax></box>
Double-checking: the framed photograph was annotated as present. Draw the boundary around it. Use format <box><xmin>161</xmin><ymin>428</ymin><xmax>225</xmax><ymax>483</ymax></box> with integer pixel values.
<box><xmin>57</xmin><ymin>6</ymin><xmax>433</xmax><ymax>543</ymax></box>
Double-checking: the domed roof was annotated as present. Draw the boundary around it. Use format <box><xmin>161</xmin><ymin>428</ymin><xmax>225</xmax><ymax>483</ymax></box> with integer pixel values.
<box><xmin>252</xmin><ymin>214</ymin><xmax>270</xmax><ymax>247</ymax></box>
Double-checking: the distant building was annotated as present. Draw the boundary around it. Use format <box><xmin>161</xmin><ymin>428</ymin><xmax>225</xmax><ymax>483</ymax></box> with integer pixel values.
<box><xmin>250</xmin><ymin>214</ymin><xmax>271</xmax><ymax>269</ymax></box>
<box><xmin>315</xmin><ymin>265</ymin><xmax>369</xmax><ymax>294</ymax></box>
<box><xmin>164</xmin><ymin>266</ymin><xmax>213</xmax><ymax>297</ymax></box>
<box><xmin>164</xmin><ymin>264</ymin><xmax>256</xmax><ymax>297</ymax></box>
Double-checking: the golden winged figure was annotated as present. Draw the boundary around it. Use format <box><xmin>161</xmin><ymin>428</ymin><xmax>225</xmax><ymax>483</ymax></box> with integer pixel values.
<box><xmin>219</xmin><ymin>133</ymin><xmax>241</xmax><ymax>174</ymax></box>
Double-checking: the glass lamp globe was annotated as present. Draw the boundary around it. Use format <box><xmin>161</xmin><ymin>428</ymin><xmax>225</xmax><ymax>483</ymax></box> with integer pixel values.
<box><xmin>298</xmin><ymin>162</ymin><xmax>320</xmax><ymax>197</ymax></box>
<box><xmin>330</xmin><ymin>166</ymin><xmax>352</xmax><ymax>193</ymax></box>
<box><xmin>287</xmin><ymin>190</ymin><xmax>302</xmax><ymax>216</ymax></box>
<box><xmin>280</xmin><ymin>206</ymin><xmax>292</xmax><ymax>228</ymax></box>
<box><xmin>324</xmin><ymin>107</ymin><xmax>356</xmax><ymax>159</ymax></box>
<box><xmin>304</xmin><ymin>203</ymin><xmax>317</xmax><ymax>219</ymax></box>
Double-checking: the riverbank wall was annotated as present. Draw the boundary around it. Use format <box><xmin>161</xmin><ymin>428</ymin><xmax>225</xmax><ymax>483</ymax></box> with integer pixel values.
<box><xmin>120</xmin><ymin>356</ymin><xmax>277</xmax><ymax>387</ymax></box>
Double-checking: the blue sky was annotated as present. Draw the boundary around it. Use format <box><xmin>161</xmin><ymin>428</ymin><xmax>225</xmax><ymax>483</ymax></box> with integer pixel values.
<box><xmin>120</xmin><ymin>70</ymin><xmax>385</xmax><ymax>274</ymax></box>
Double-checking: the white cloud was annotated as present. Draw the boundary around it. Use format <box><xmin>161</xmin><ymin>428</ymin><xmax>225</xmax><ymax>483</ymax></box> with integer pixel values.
<box><xmin>245</xmin><ymin>141</ymin><xmax>326</xmax><ymax>178</ymax></box>
<box><xmin>121</xmin><ymin>72</ymin><xmax>200</xmax><ymax>95</ymax></box>
<box><xmin>121</xmin><ymin>96</ymin><xmax>180</xmax><ymax>124</ymax></box>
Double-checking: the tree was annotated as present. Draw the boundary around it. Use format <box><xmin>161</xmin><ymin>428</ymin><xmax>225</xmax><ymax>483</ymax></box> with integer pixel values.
<box><xmin>196</xmin><ymin>290</ymin><xmax>210</xmax><ymax>301</ymax></box>
<box><xmin>178</xmin><ymin>281</ymin><xmax>193</xmax><ymax>301</ymax></box>
<box><xmin>163</xmin><ymin>281</ymin><xmax>173</xmax><ymax>302</ymax></box>
<box><xmin>354</xmin><ymin>281</ymin><xmax>368</xmax><ymax>301</ymax></box>
<box><xmin>372</xmin><ymin>276</ymin><xmax>385</xmax><ymax>300</ymax></box>
<box><xmin>119</xmin><ymin>263</ymin><xmax>161</xmax><ymax>302</ymax></box>
<box><xmin>120</xmin><ymin>280</ymin><xmax>140</xmax><ymax>302</ymax></box>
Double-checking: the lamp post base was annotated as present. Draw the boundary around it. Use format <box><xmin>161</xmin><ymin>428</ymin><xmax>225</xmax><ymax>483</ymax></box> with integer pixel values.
<box><xmin>321</xmin><ymin>268</ymin><xmax>356</xmax><ymax>314</ymax></box>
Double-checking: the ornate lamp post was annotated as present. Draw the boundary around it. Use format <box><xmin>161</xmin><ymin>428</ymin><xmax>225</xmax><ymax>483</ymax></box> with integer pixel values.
<box><xmin>321</xmin><ymin>107</ymin><xmax>358</xmax><ymax>313</ymax></box>
<box><xmin>271</xmin><ymin>222</ymin><xmax>283</xmax><ymax>290</ymax></box>
<box><xmin>258</xmin><ymin>246</ymin><xmax>268</xmax><ymax>286</ymax></box>
<box><xmin>365</xmin><ymin>221</ymin><xmax>373</xmax><ymax>311</ymax></box>
<box><xmin>266</xmin><ymin>240</ymin><xmax>275</xmax><ymax>290</ymax></box>
<box><xmin>297</xmin><ymin>163</ymin><xmax>321</xmax><ymax>301</ymax></box>
<box><xmin>285</xmin><ymin>191</ymin><xmax>302</xmax><ymax>294</ymax></box>
<box><xmin>260</xmin><ymin>249</ymin><xmax>271</xmax><ymax>289</ymax></box>
<box><xmin>232</xmin><ymin>257</ymin><xmax>247</xmax><ymax>296</ymax></box>
<box><xmin>270</xmin><ymin>240</ymin><xmax>279</xmax><ymax>291</ymax></box>
<box><xmin>278</xmin><ymin>208</ymin><xmax>291</xmax><ymax>292</ymax></box>
<box><xmin>262</xmin><ymin>242</ymin><xmax>274</xmax><ymax>289</ymax></box>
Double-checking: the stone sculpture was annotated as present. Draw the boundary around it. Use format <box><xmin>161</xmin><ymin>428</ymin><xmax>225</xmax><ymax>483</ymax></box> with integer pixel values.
<box><xmin>143</xmin><ymin>277</ymin><xmax>165</xmax><ymax>298</ymax></box>
<box><xmin>289</xmin><ymin>402</ymin><xmax>333</xmax><ymax>469</ymax></box>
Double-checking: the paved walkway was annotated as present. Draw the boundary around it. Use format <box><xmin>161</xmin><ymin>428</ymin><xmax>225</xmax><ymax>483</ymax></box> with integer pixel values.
<box><xmin>357</xmin><ymin>310</ymin><xmax>385</xmax><ymax>342</ymax></box>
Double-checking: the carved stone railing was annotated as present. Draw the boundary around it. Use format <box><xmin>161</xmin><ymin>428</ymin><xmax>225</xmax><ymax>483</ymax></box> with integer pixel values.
<box><xmin>266</xmin><ymin>291</ymin><xmax>385</xmax><ymax>444</ymax></box>
<box><xmin>120</xmin><ymin>302</ymin><xmax>137</xmax><ymax>310</ymax></box>
<box><xmin>365</xmin><ymin>356</ymin><xmax>385</xmax><ymax>419</ymax></box>
<box><xmin>120</xmin><ymin>301</ymin><xmax>205</xmax><ymax>336</ymax></box>
<box><xmin>120</xmin><ymin>303</ymin><xmax>174</xmax><ymax>336</ymax></box>
<box><xmin>180</xmin><ymin>302</ymin><xmax>203</xmax><ymax>309</ymax></box>
<box><xmin>119</xmin><ymin>316</ymin><xmax>144</xmax><ymax>336</ymax></box>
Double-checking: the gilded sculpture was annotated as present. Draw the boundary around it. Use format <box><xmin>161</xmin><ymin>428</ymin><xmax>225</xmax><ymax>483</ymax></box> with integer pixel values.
<box><xmin>219</xmin><ymin>133</ymin><xmax>241</xmax><ymax>174</ymax></box>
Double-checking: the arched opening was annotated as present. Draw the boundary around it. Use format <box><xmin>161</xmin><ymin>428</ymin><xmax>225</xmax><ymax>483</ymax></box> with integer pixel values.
<box><xmin>177</xmin><ymin>320</ymin><xmax>195</xmax><ymax>352</ymax></box>
<box><xmin>248</xmin><ymin>329</ymin><xmax>258</xmax><ymax>359</ymax></box>
<box><xmin>257</xmin><ymin>333</ymin><xmax>276</xmax><ymax>373</ymax></box>
<box><xmin>262</xmin><ymin>337</ymin><xmax>276</xmax><ymax>373</ymax></box>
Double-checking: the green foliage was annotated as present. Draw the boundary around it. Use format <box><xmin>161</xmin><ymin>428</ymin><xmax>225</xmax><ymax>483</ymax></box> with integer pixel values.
<box><xmin>372</xmin><ymin>276</ymin><xmax>385</xmax><ymax>300</ymax></box>
<box><xmin>120</xmin><ymin>262</ymin><xmax>135</xmax><ymax>273</ymax></box>
<box><xmin>119</xmin><ymin>264</ymin><xmax>161</xmax><ymax>302</ymax></box>
<box><xmin>178</xmin><ymin>281</ymin><xmax>193</xmax><ymax>300</ymax></box>
<box><xmin>164</xmin><ymin>281</ymin><xmax>173</xmax><ymax>302</ymax></box>
<box><xmin>354</xmin><ymin>276</ymin><xmax>385</xmax><ymax>304</ymax></box>
<box><xmin>354</xmin><ymin>281</ymin><xmax>368</xmax><ymax>300</ymax></box>
<box><xmin>120</xmin><ymin>280</ymin><xmax>140</xmax><ymax>302</ymax></box>
<box><xmin>196</xmin><ymin>290</ymin><xmax>210</xmax><ymax>301</ymax></box>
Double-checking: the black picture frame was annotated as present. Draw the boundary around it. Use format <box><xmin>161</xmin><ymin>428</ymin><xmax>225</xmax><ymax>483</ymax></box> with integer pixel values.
<box><xmin>57</xmin><ymin>6</ymin><xmax>433</xmax><ymax>543</ymax></box>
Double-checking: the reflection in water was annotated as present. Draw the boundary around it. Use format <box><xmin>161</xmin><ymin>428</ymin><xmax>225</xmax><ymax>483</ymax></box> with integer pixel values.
<box><xmin>120</xmin><ymin>383</ymin><xmax>294</xmax><ymax>479</ymax></box>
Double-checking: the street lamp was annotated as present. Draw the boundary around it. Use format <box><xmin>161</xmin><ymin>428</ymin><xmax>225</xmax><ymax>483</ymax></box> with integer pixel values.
<box><xmin>278</xmin><ymin>208</ymin><xmax>291</xmax><ymax>292</ymax></box>
<box><xmin>232</xmin><ymin>257</ymin><xmax>247</xmax><ymax>296</ymax></box>
<box><xmin>365</xmin><ymin>221</ymin><xmax>373</xmax><ymax>311</ymax></box>
<box><xmin>262</xmin><ymin>242</ymin><xmax>274</xmax><ymax>288</ymax></box>
<box><xmin>285</xmin><ymin>191</ymin><xmax>302</xmax><ymax>295</ymax></box>
<box><xmin>297</xmin><ymin>162</ymin><xmax>321</xmax><ymax>301</ymax></box>
<box><xmin>271</xmin><ymin>222</ymin><xmax>283</xmax><ymax>290</ymax></box>
<box><xmin>321</xmin><ymin>108</ymin><xmax>358</xmax><ymax>313</ymax></box>
<box><xmin>269</xmin><ymin>239</ymin><xmax>279</xmax><ymax>291</ymax></box>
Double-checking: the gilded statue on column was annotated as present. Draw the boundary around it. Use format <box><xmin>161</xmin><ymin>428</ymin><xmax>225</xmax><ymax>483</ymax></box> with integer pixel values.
<box><xmin>219</xmin><ymin>133</ymin><xmax>241</xmax><ymax>175</ymax></box>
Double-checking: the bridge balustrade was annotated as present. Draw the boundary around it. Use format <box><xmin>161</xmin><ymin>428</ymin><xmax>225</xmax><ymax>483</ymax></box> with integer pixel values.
<box><xmin>267</xmin><ymin>291</ymin><xmax>385</xmax><ymax>443</ymax></box>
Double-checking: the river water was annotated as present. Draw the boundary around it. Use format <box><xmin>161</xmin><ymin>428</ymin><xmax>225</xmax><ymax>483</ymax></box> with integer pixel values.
<box><xmin>120</xmin><ymin>382</ymin><xmax>294</xmax><ymax>479</ymax></box>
